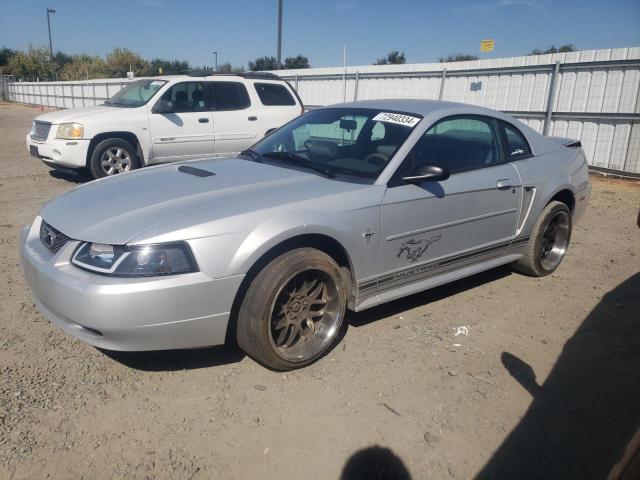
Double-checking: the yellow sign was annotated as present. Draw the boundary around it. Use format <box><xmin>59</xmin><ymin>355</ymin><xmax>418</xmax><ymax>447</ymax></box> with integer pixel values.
<box><xmin>480</xmin><ymin>39</ymin><xmax>495</xmax><ymax>52</ymax></box>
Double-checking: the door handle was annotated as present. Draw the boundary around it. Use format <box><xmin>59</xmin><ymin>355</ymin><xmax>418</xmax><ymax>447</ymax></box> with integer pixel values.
<box><xmin>198</xmin><ymin>118</ymin><xmax>209</xmax><ymax>123</ymax></box>
<box><xmin>248</xmin><ymin>116</ymin><xmax>257</xmax><ymax>121</ymax></box>
<box><xmin>496</xmin><ymin>179</ymin><xmax>513</xmax><ymax>190</ymax></box>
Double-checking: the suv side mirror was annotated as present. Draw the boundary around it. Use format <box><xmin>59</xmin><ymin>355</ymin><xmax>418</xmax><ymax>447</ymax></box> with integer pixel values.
<box><xmin>153</xmin><ymin>99</ymin><xmax>173</xmax><ymax>114</ymax></box>
<box><xmin>402</xmin><ymin>164</ymin><xmax>450</xmax><ymax>183</ymax></box>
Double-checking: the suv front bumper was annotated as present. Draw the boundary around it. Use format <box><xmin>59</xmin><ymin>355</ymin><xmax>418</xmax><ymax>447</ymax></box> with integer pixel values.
<box><xmin>26</xmin><ymin>133</ymin><xmax>90</xmax><ymax>169</ymax></box>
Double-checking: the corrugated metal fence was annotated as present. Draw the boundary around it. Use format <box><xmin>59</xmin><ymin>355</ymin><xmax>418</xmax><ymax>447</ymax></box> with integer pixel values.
<box><xmin>6</xmin><ymin>47</ymin><xmax>640</xmax><ymax>174</ymax></box>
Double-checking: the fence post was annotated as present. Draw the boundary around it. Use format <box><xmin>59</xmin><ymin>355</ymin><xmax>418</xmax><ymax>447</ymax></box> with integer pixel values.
<box><xmin>543</xmin><ymin>61</ymin><xmax>561</xmax><ymax>136</ymax></box>
<box><xmin>438</xmin><ymin>69</ymin><xmax>447</xmax><ymax>100</ymax></box>
<box><xmin>294</xmin><ymin>74</ymin><xmax>299</xmax><ymax>92</ymax></box>
<box><xmin>342</xmin><ymin>70</ymin><xmax>347</xmax><ymax>102</ymax></box>
<box><xmin>92</xmin><ymin>82</ymin><xmax>96</xmax><ymax>106</ymax></box>
<box><xmin>81</xmin><ymin>83</ymin><xmax>85</xmax><ymax>107</ymax></box>
<box><xmin>353</xmin><ymin>71</ymin><xmax>360</xmax><ymax>101</ymax></box>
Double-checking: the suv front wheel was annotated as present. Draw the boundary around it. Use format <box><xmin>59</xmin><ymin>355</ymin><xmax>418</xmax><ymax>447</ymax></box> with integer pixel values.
<box><xmin>89</xmin><ymin>138</ymin><xmax>139</xmax><ymax>179</ymax></box>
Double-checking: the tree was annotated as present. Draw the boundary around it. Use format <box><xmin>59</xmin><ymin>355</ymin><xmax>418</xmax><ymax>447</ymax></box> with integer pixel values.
<box><xmin>148</xmin><ymin>58</ymin><xmax>190</xmax><ymax>75</ymax></box>
<box><xmin>7</xmin><ymin>46</ymin><xmax>53</xmax><ymax>80</ymax></box>
<box><xmin>439</xmin><ymin>53</ymin><xmax>479</xmax><ymax>63</ymax></box>
<box><xmin>248</xmin><ymin>56</ymin><xmax>279</xmax><ymax>71</ymax></box>
<box><xmin>216</xmin><ymin>62</ymin><xmax>245</xmax><ymax>73</ymax></box>
<box><xmin>105</xmin><ymin>47</ymin><xmax>149</xmax><ymax>78</ymax></box>
<box><xmin>284</xmin><ymin>55</ymin><xmax>310</xmax><ymax>69</ymax></box>
<box><xmin>0</xmin><ymin>47</ymin><xmax>17</xmax><ymax>72</ymax></box>
<box><xmin>374</xmin><ymin>50</ymin><xmax>406</xmax><ymax>65</ymax></box>
<box><xmin>60</xmin><ymin>55</ymin><xmax>107</xmax><ymax>80</ymax></box>
<box><xmin>529</xmin><ymin>44</ymin><xmax>577</xmax><ymax>55</ymax></box>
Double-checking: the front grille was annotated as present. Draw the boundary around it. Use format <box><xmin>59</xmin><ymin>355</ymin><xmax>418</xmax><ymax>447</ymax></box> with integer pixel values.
<box><xmin>39</xmin><ymin>221</ymin><xmax>71</xmax><ymax>254</ymax></box>
<box><xmin>32</xmin><ymin>121</ymin><xmax>52</xmax><ymax>142</ymax></box>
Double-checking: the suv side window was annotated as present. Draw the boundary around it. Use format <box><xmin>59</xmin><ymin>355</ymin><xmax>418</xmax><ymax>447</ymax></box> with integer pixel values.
<box><xmin>254</xmin><ymin>82</ymin><xmax>296</xmax><ymax>106</ymax></box>
<box><xmin>398</xmin><ymin>116</ymin><xmax>500</xmax><ymax>177</ymax></box>
<box><xmin>209</xmin><ymin>82</ymin><xmax>251</xmax><ymax>110</ymax></box>
<box><xmin>159</xmin><ymin>82</ymin><xmax>207</xmax><ymax>113</ymax></box>
<box><xmin>500</xmin><ymin>121</ymin><xmax>531</xmax><ymax>159</ymax></box>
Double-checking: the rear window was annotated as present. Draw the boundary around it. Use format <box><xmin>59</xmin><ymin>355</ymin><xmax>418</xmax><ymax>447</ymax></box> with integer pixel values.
<box><xmin>254</xmin><ymin>82</ymin><xmax>296</xmax><ymax>106</ymax></box>
<box><xmin>209</xmin><ymin>82</ymin><xmax>251</xmax><ymax>110</ymax></box>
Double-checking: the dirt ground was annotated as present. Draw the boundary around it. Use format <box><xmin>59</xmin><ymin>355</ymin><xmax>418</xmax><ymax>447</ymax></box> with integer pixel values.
<box><xmin>0</xmin><ymin>102</ymin><xmax>639</xmax><ymax>480</ymax></box>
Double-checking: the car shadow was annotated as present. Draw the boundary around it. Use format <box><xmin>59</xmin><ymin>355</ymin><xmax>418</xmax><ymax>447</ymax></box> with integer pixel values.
<box><xmin>48</xmin><ymin>167</ymin><xmax>92</xmax><ymax>184</ymax></box>
<box><xmin>100</xmin><ymin>344</ymin><xmax>246</xmax><ymax>372</ymax></box>
<box><xmin>340</xmin><ymin>445</ymin><xmax>412</xmax><ymax>480</ymax></box>
<box><xmin>476</xmin><ymin>272</ymin><xmax>640</xmax><ymax>479</ymax></box>
<box><xmin>348</xmin><ymin>265</ymin><xmax>512</xmax><ymax>328</ymax></box>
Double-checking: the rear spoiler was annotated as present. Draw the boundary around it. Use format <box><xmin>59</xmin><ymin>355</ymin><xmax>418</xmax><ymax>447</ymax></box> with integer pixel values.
<box><xmin>548</xmin><ymin>136</ymin><xmax>582</xmax><ymax>148</ymax></box>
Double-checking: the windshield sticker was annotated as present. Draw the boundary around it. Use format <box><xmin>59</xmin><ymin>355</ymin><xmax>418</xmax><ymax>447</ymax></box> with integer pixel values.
<box><xmin>373</xmin><ymin>112</ymin><xmax>421</xmax><ymax>128</ymax></box>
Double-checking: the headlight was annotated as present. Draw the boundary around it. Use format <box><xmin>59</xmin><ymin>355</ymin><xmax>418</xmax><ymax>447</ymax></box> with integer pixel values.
<box><xmin>56</xmin><ymin>122</ymin><xmax>84</xmax><ymax>139</ymax></box>
<box><xmin>30</xmin><ymin>121</ymin><xmax>36</xmax><ymax>135</ymax></box>
<box><xmin>71</xmin><ymin>242</ymin><xmax>198</xmax><ymax>277</ymax></box>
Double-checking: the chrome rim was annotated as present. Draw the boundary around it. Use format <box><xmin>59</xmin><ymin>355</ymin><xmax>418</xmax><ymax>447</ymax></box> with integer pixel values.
<box><xmin>101</xmin><ymin>147</ymin><xmax>131</xmax><ymax>175</ymax></box>
<box><xmin>539</xmin><ymin>210</ymin><xmax>570</xmax><ymax>271</ymax></box>
<box><xmin>269</xmin><ymin>269</ymin><xmax>342</xmax><ymax>363</ymax></box>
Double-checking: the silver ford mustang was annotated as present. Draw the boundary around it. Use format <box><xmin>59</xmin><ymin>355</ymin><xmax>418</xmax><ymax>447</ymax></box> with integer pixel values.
<box><xmin>20</xmin><ymin>99</ymin><xmax>590</xmax><ymax>370</ymax></box>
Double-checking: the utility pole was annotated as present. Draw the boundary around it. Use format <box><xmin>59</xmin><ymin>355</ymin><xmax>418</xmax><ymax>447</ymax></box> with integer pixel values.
<box><xmin>276</xmin><ymin>0</ymin><xmax>283</xmax><ymax>69</ymax></box>
<box><xmin>212</xmin><ymin>51</ymin><xmax>218</xmax><ymax>71</ymax></box>
<box><xmin>46</xmin><ymin>9</ymin><xmax>56</xmax><ymax>60</ymax></box>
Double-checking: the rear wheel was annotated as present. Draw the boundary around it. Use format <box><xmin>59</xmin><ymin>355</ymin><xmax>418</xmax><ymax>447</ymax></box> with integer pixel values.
<box><xmin>89</xmin><ymin>138</ymin><xmax>139</xmax><ymax>179</ymax></box>
<box><xmin>236</xmin><ymin>248</ymin><xmax>347</xmax><ymax>370</ymax></box>
<box><xmin>512</xmin><ymin>201</ymin><xmax>572</xmax><ymax>277</ymax></box>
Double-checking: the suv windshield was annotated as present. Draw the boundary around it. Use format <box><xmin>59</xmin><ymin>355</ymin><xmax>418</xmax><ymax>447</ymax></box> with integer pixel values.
<box><xmin>249</xmin><ymin>108</ymin><xmax>422</xmax><ymax>182</ymax></box>
<box><xmin>104</xmin><ymin>79</ymin><xmax>167</xmax><ymax>108</ymax></box>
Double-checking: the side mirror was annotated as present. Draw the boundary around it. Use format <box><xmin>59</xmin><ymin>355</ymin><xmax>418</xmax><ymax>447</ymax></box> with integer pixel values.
<box><xmin>153</xmin><ymin>99</ymin><xmax>173</xmax><ymax>114</ymax></box>
<box><xmin>402</xmin><ymin>164</ymin><xmax>450</xmax><ymax>183</ymax></box>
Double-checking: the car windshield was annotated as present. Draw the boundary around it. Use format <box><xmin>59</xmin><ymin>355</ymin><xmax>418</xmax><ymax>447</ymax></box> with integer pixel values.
<box><xmin>104</xmin><ymin>79</ymin><xmax>167</xmax><ymax>108</ymax></box>
<box><xmin>249</xmin><ymin>108</ymin><xmax>422</xmax><ymax>182</ymax></box>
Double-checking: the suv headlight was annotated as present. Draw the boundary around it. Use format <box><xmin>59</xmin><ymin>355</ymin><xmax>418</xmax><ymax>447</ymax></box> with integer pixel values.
<box><xmin>56</xmin><ymin>122</ymin><xmax>84</xmax><ymax>140</ymax></box>
<box><xmin>71</xmin><ymin>242</ymin><xmax>198</xmax><ymax>277</ymax></box>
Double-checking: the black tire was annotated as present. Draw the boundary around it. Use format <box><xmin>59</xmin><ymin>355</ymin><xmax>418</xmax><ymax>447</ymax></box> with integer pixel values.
<box><xmin>236</xmin><ymin>248</ymin><xmax>347</xmax><ymax>371</ymax></box>
<box><xmin>89</xmin><ymin>138</ymin><xmax>139</xmax><ymax>179</ymax></box>
<box><xmin>512</xmin><ymin>201</ymin><xmax>572</xmax><ymax>277</ymax></box>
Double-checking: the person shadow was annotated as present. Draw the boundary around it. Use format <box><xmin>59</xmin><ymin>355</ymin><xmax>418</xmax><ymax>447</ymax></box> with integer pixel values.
<box><xmin>476</xmin><ymin>272</ymin><xmax>640</xmax><ymax>479</ymax></box>
<box><xmin>341</xmin><ymin>445</ymin><xmax>412</xmax><ymax>480</ymax></box>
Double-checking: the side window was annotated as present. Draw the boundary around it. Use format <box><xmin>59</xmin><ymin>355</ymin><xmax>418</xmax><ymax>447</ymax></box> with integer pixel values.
<box><xmin>209</xmin><ymin>82</ymin><xmax>251</xmax><ymax>110</ymax></box>
<box><xmin>500</xmin><ymin>121</ymin><xmax>531</xmax><ymax>158</ymax></box>
<box><xmin>400</xmin><ymin>117</ymin><xmax>499</xmax><ymax>176</ymax></box>
<box><xmin>254</xmin><ymin>83</ymin><xmax>296</xmax><ymax>106</ymax></box>
<box><xmin>159</xmin><ymin>82</ymin><xmax>206</xmax><ymax>113</ymax></box>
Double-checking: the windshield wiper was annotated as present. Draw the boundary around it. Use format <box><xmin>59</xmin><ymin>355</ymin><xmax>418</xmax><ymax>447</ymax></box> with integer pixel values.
<box><xmin>239</xmin><ymin>149</ymin><xmax>263</xmax><ymax>163</ymax></box>
<box><xmin>261</xmin><ymin>151</ymin><xmax>336</xmax><ymax>179</ymax></box>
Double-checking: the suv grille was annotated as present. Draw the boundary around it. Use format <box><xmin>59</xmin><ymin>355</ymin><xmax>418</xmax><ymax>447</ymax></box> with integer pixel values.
<box><xmin>32</xmin><ymin>121</ymin><xmax>52</xmax><ymax>142</ymax></box>
<box><xmin>39</xmin><ymin>221</ymin><xmax>71</xmax><ymax>254</ymax></box>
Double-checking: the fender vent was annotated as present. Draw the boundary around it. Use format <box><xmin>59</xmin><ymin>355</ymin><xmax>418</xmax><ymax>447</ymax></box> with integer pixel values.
<box><xmin>178</xmin><ymin>165</ymin><xmax>216</xmax><ymax>177</ymax></box>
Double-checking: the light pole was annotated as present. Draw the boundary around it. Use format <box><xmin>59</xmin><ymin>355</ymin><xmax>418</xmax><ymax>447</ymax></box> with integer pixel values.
<box><xmin>212</xmin><ymin>51</ymin><xmax>218</xmax><ymax>71</ymax></box>
<box><xmin>46</xmin><ymin>8</ymin><xmax>56</xmax><ymax>60</ymax></box>
<box><xmin>276</xmin><ymin>0</ymin><xmax>282</xmax><ymax>69</ymax></box>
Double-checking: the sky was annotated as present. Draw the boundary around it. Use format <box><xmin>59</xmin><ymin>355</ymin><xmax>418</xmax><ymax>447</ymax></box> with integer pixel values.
<box><xmin>1</xmin><ymin>0</ymin><xmax>639</xmax><ymax>69</ymax></box>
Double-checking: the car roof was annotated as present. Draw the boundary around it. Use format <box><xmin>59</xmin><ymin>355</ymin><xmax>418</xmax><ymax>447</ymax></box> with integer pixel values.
<box><xmin>147</xmin><ymin>72</ymin><xmax>286</xmax><ymax>82</ymax></box>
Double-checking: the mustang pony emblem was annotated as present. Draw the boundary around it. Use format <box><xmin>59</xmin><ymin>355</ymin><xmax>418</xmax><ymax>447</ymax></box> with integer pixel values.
<box><xmin>397</xmin><ymin>235</ymin><xmax>442</xmax><ymax>263</ymax></box>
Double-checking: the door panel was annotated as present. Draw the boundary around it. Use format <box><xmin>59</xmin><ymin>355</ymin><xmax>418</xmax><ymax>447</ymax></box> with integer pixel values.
<box><xmin>209</xmin><ymin>81</ymin><xmax>258</xmax><ymax>155</ymax></box>
<box><xmin>148</xmin><ymin>81</ymin><xmax>214</xmax><ymax>161</ymax></box>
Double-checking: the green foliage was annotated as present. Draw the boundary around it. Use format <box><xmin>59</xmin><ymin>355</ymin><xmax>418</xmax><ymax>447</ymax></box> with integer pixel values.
<box><xmin>105</xmin><ymin>47</ymin><xmax>149</xmax><ymax>77</ymax></box>
<box><xmin>7</xmin><ymin>46</ymin><xmax>53</xmax><ymax>80</ymax></box>
<box><xmin>248</xmin><ymin>56</ymin><xmax>279</xmax><ymax>71</ymax></box>
<box><xmin>529</xmin><ymin>44</ymin><xmax>577</xmax><ymax>55</ymax></box>
<box><xmin>60</xmin><ymin>55</ymin><xmax>107</xmax><ymax>80</ymax></box>
<box><xmin>374</xmin><ymin>51</ymin><xmax>406</xmax><ymax>65</ymax></box>
<box><xmin>0</xmin><ymin>47</ymin><xmax>17</xmax><ymax>71</ymax></box>
<box><xmin>216</xmin><ymin>62</ymin><xmax>245</xmax><ymax>73</ymax></box>
<box><xmin>439</xmin><ymin>53</ymin><xmax>479</xmax><ymax>63</ymax></box>
<box><xmin>148</xmin><ymin>58</ymin><xmax>190</xmax><ymax>75</ymax></box>
<box><xmin>284</xmin><ymin>55</ymin><xmax>310</xmax><ymax>69</ymax></box>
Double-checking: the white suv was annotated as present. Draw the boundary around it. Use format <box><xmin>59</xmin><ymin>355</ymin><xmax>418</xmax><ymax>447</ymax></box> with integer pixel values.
<box><xmin>26</xmin><ymin>73</ymin><xmax>303</xmax><ymax>179</ymax></box>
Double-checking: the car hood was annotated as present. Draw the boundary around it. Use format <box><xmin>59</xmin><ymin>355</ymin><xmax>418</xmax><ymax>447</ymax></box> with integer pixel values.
<box><xmin>34</xmin><ymin>105</ymin><xmax>129</xmax><ymax>124</ymax></box>
<box><xmin>40</xmin><ymin>158</ymin><xmax>365</xmax><ymax>245</ymax></box>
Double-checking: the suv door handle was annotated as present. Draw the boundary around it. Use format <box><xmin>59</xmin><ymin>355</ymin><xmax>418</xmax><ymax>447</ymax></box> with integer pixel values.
<box><xmin>496</xmin><ymin>179</ymin><xmax>513</xmax><ymax>190</ymax></box>
<box><xmin>248</xmin><ymin>116</ymin><xmax>257</xmax><ymax>121</ymax></box>
<box><xmin>198</xmin><ymin>118</ymin><xmax>209</xmax><ymax>123</ymax></box>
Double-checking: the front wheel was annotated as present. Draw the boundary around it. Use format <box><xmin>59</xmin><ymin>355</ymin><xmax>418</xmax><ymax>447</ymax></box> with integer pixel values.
<box><xmin>512</xmin><ymin>201</ymin><xmax>572</xmax><ymax>277</ymax></box>
<box><xmin>236</xmin><ymin>248</ymin><xmax>347</xmax><ymax>370</ymax></box>
<box><xmin>89</xmin><ymin>138</ymin><xmax>139</xmax><ymax>179</ymax></box>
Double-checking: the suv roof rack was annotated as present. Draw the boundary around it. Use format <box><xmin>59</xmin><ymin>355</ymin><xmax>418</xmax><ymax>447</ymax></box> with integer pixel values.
<box><xmin>187</xmin><ymin>70</ymin><xmax>283</xmax><ymax>80</ymax></box>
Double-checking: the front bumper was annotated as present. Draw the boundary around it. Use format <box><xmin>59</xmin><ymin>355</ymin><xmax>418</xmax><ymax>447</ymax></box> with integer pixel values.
<box><xmin>26</xmin><ymin>133</ymin><xmax>90</xmax><ymax>169</ymax></box>
<box><xmin>20</xmin><ymin>217</ymin><xmax>244</xmax><ymax>351</ymax></box>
